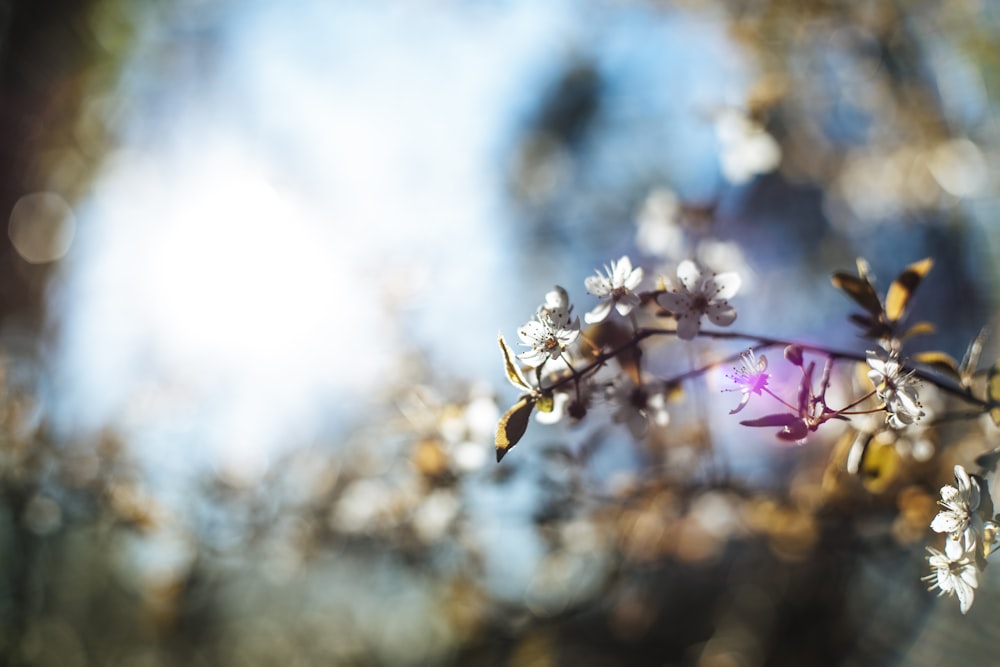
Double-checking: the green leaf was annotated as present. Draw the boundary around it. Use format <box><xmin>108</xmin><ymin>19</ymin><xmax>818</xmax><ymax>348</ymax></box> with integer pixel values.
<box><xmin>885</xmin><ymin>257</ymin><xmax>933</xmax><ymax>323</ymax></box>
<box><xmin>498</xmin><ymin>332</ymin><xmax>531</xmax><ymax>391</ymax></box>
<box><xmin>496</xmin><ymin>396</ymin><xmax>534</xmax><ymax>462</ymax></box>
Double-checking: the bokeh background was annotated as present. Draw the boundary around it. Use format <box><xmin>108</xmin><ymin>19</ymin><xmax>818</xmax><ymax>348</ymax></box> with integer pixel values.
<box><xmin>1</xmin><ymin>0</ymin><xmax>999</xmax><ymax>665</ymax></box>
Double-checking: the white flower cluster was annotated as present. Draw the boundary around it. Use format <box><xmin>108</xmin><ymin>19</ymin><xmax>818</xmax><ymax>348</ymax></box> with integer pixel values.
<box><xmin>924</xmin><ymin>465</ymin><xmax>996</xmax><ymax>614</ymax></box>
<box><xmin>516</xmin><ymin>286</ymin><xmax>580</xmax><ymax>368</ymax></box>
<box><xmin>515</xmin><ymin>256</ymin><xmax>743</xmax><ymax>369</ymax></box>
<box><xmin>509</xmin><ymin>255</ymin><xmax>741</xmax><ymax>436</ymax></box>
<box><xmin>865</xmin><ymin>349</ymin><xmax>924</xmax><ymax>428</ymax></box>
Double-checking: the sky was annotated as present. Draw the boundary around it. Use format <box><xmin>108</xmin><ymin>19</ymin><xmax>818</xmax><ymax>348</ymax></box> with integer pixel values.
<box><xmin>46</xmin><ymin>0</ymin><xmax>754</xmax><ymax>482</ymax></box>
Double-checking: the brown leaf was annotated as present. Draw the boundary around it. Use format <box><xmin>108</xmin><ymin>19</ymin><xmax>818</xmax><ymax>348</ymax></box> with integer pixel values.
<box><xmin>989</xmin><ymin>362</ymin><xmax>1000</xmax><ymax>428</ymax></box>
<box><xmin>913</xmin><ymin>350</ymin><xmax>960</xmax><ymax>383</ymax></box>
<box><xmin>831</xmin><ymin>271</ymin><xmax>882</xmax><ymax>317</ymax></box>
<box><xmin>496</xmin><ymin>396</ymin><xmax>535</xmax><ymax>462</ymax></box>
<box><xmin>885</xmin><ymin>257</ymin><xmax>933</xmax><ymax>323</ymax></box>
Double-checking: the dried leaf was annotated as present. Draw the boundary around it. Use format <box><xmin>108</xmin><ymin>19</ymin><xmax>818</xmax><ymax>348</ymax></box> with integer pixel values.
<box><xmin>859</xmin><ymin>438</ymin><xmax>900</xmax><ymax>493</ymax></box>
<box><xmin>885</xmin><ymin>257</ymin><xmax>933</xmax><ymax>323</ymax></box>
<box><xmin>989</xmin><ymin>362</ymin><xmax>1000</xmax><ymax>428</ymax></box>
<box><xmin>847</xmin><ymin>313</ymin><xmax>890</xmax><ymax>340</ymax></box>
<box><xmin>741</xmin><ymin>413</ymin><xmax>803</xmax><ymax>428</ymax></box>
<box><xmin>913</xmin><ymin>350</ymin><xmax>961</xmax><ymax>383</ymax></box>
<box><xmin>831</xmin><ymin>271</ymin><xmax>882</xmax><ymax>317</ymax></box>
<box><xmin>960</xmin><ymin>327</ymin><xmax>988</xmax><ymax>387</ymax></box>
<box><xmin>901</xmin><ymin>321</ymin><xmax>935</xmax><ymax>339</ymax></box>
<box><xmin>496</xmin><ymin>397</ymin><xmax>534</xmax><ymax>462</ymax></box>
<box><xmin>498</xmin><ymin>332</ymin><xmax>531</xmax><ymax>391</ymax></box>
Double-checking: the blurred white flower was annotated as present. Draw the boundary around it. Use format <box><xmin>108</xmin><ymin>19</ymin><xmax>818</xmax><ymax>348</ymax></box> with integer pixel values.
<box><xmin>607</xmin><ymin>379</ymin><xmax>669</xmax><ymax>439</ymax></box>
<box><xmin>715</xmin><ymin>108</ymin><xmax>781</xmax><ymax>185</ymax></box>
<box><xmin>584</xmin><ymin>256</ymin><xmax>644</xmax><ymax>324</ymax></box>
<box><xmin>866</xmin><ymin>350</ymin><xmax>924</xmax><ymax>428</ymax></box>
<box><xmin>635</xmin><ymin>188</ymin><xmax>684</xmax><ymax>259</ymax></box>
<box><xmin>657</xmin><ymin>260</ymin><xmax>740</xmax><ymax>340</ymax></box>
<box><xmin>923</xmin><ymin>546</ymin><xmax>978</xmax><ymax>614</ymax></box>
<box><xmin>517</xmin><ymin>286</ymin><xmax>580</xmax><ymax>367</ymax></box>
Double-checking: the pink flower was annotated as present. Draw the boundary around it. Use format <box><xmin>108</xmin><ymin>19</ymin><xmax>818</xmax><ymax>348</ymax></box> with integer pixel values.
<box><xmin>725</xmin><ymin>348</ymin><xmax>769</xmax><ymax>414</ymax></box>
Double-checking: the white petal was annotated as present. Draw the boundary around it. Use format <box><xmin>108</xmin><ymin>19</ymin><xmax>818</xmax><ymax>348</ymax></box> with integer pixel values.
<box><xmin>676</xmin><ymin>260</ymin><xmax>702</xmax><ymax>292</ymax></box>
<box><xmin>706</xmin><ymin>303</ymin><xmax>737</xmax><ymax>326</ymax></box>
<box><xmin>956</xmin><ymin>578</ymin><xmax>976</xmax><ymax>614</ymax></box>
<box><xmin>931</xmin><ymin>513</ymin><xmax>964</xmax><ymax>534</ymax></box>
<box><xmin>676</xmin><ymin>313</ymin><xmax>701</xmax><ymax>340</ymax></box>
<box><xmin>544</xmin><ymin>286</ymin><xmax>570</xmax><ymax>310</ymax></box>
<box><xmin>657</xmin><ymin>292</ymin><xmax>690</xmax><ymax>313</ymax></box>
<box><xmin>518</xmin><ymin>321</ymin><xmax>546</xmax><ymax>344</ymax></box>
<box><xmin>557</xmin><ymin>325</ymin><xmax>580</xmax><ymax>346</ymax></box>
<box><xmin>613</xmin><ymin>256</ymin><xmax>633</xmax><ymax>286</ymax></box>
<box><xmin>940</xmin><ymin>485</ymin><xmax>959</xmax><ymax>503</ymax></box>
<box><xmin>944</xmin><ymin>534</ymin><xmax>967</xmax><ymax>560</ymax></box>
<box><xmin>624</xmin><ymin>266</ymin><xmax>644</xmax><ymax>290</ymax></box>
<box><xmin>585</xmin><ymin>275</ymin><xmax>612</xmax><ymax>297</ymax></box>
<box><xmin>959</xmin><ymin>563</ymin><xmax>979</xmax><ymax>590</ymax></box>
<box><xmin>517</xmin><ymin>348</ymin><xmax>547</xmax><ymax>367</ymax></box>
<box><xmin>615</xmin><ymin>292</ymin><xmax>640</xmax><ymax>316</ymax></box>
<box><xmin>584</xmin><ymin>300</ymin><xmax>613</xmax><ymax>324</ymax></box>
<box><xmin>705</xmin><ymin>272</ymin><xmax>741</xmax><ymax>300</ymax></box>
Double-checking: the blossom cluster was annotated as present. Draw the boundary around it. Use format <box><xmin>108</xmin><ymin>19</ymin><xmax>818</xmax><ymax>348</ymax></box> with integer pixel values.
<box><xmin>924</xmin><ymin>465</ymin><xmax>997</xmax><ymax>614</ymax></box>
<box><xmin>497</xmin><ymin>252</ymin><xmax>1000</xmax><ymax>616</ymax></box>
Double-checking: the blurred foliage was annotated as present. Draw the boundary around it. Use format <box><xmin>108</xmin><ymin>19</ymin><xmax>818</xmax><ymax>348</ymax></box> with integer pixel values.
<box><xmin>0</xmin><ymin>0</ymin><xmax>999</xmax><ymax>666</ymax></box>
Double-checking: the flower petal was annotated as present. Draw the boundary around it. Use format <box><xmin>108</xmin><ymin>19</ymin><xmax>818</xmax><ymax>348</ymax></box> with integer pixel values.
<box><xmin>613</xmin><ymin>256</ymin><xmax>633</xmax><ymax>286</ymax></box>
<box><xmin>931</xmin><ymin>512</ymin><xmax>964</xmax><ymax>535</ymax></box>
<box><xmin>584</xmin><ymin>300</ymin><xmax>613</xmax><ymax>324</ymax></box>
<box><xmin>657</xmin><ymin>292</ymin><xmax>690</xmax><ymax>313</ymax></box>
<box><xmin>517</xmin><ymin>348</ymin><xmax>548</xmax><ymax>367</ymax></box>
<box><xmin>706</xmin><ymin>272</ymin><xmax>741</xmax><ymax>300</ymax></box>
<box><xmin>676</xmin><ymin>313</ymin><xmax>701</xmax><ymax>340</ymax></box>
<box><xmin>956</xmin><ymin>577</ymin><xmax>976</xmax><ymax>614</ymax></box>
<box><xmin>706</xmin><ymin>302</ymin><xmax>737</xmax><ymax>326</ymax></box>
<box><xmin>624</xmin><ymin>266</ymin><xmax>644</xmax><ymax>291</ymax></box>
<box><xmin>585</xmin><ymin>275</ymin><xmax>611</xmax><ymax>297</ymax></box>
<box><xmin>676</xmin><ymin>260</ymin><xmax>702</xmax><ymax>292</ymax></box>
<box><xmin>614</xmin><ymin>292</ymin><xmax>640</xmax><ymax>316</ymax></box>
<box><xmin>518</xmin><ymin>320</ymin><xmax>546</xmax><ymax>344</ymax></box>
<box><xmin>729</xmin><ymin>392</ymin><xmax>751</xmax><ymax>415</ymax></box>
<box><xmin>544</xmin><ymin>286</ymin><xmax>571</xmax><ymax>310</ymax></box>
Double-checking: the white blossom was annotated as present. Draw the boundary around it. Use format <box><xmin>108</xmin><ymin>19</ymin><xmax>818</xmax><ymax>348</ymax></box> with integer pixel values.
<box><xmin>930</xmin><ymin>465</ymin><xmax>984</xmax><ymax>558</ymax></box>
<box><xmin>923</xmin><ymin>546</ymin><xmax>978</xmax><ymax>614</ymax></box>
<box><xmin>584</xmin><ymin>256</ymin><xmax>644</xmax><ymax>324</ymax></box>
<box><xmin>517</xmin><ymin>286</ymin><xmax>580</xmax><ymax>368</ymax></box>
<box><xmin>657</xmin><ymin>260</ymin><xmax>740</xmax><ymax>340</ymax></box>
<box><xmin>866</xmin><ymin>350</ymin><xmax>924</xmax><ymax>428</ymax></box>
<box><xmin>715</xmin><ymin>108</ymin><xmax>781</xmax><ymax>185</ymax></box>
<box><xmin>635</xmin><ymin>188</ymin><xmax>684</xmax><ymax>259</ymax></box>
